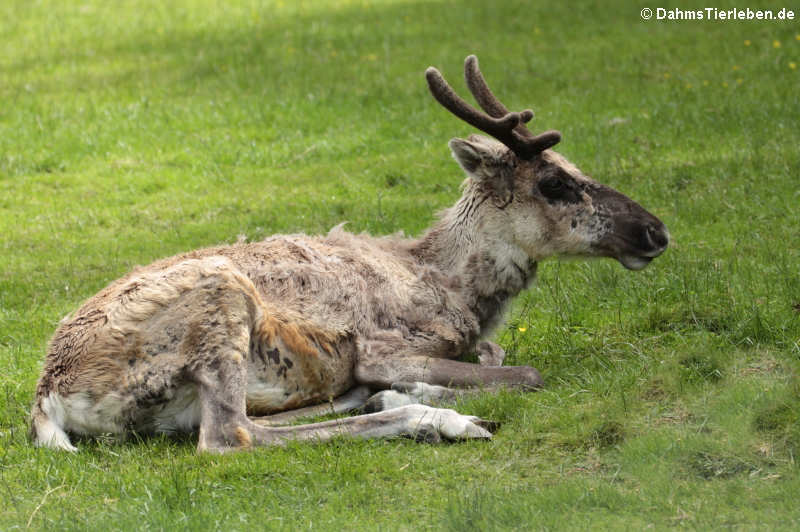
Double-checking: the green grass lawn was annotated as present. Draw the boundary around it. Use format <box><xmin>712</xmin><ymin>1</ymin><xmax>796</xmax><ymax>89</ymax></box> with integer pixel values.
<box><xmin>1</xmin><ymin>0</ymin><xmax>799</xmax><ymax>529</ymax></box>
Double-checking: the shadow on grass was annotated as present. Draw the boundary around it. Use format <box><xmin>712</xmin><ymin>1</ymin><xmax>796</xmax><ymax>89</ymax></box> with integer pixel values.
<box><xmin>5</xmin><ymin>0</ymin><xmax>563</xmax><ymax>99</ymax></box>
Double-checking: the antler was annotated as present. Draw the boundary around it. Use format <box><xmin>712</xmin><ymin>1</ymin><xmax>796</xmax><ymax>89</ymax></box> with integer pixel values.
<box><xmin>425</xmin><ymin>55</ymin><xmax>561</xmax><ymax>159</ymax></box>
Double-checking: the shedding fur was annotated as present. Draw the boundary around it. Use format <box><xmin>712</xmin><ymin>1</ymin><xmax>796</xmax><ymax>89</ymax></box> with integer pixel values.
<box><xmin>30</xmin><ymin>55</ymin><xmax>669</xmax><ymax>452</ymax></box>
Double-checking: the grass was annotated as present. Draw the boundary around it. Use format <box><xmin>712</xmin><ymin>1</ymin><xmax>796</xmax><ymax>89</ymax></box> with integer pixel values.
<box><xmin>1</xmin><ymin>0</ymin><xmax>799</xmax><ymax>529</ymax></box>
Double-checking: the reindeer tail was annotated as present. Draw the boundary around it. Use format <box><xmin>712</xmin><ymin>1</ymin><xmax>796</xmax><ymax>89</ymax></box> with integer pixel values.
<box><xmin>30</xmin><ymin>396</ymin><xmax>77</xmax><ymax>452</ymax></box>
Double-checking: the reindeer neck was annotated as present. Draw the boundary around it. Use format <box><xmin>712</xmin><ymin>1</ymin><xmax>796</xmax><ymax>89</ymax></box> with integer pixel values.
<box><xmin>410</xmin><ymin>181</ymin><xmax>537</xmax><ymax>331</ymax></box>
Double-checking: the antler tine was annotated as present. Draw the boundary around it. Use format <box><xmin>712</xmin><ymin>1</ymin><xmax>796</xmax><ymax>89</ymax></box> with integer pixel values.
<box><xmin>462</xmin><ymin>55</ymin><xmax>562</xmax><ymax>156</ymax></box>
<box><xmin>426</xmin><ymin>66</ymin><xmax>524</xmax><ymax>148</ymax></box>
<box><xmin>464</xmin><ymin>55</ymin><xmax>515</xmax><ymax>121</ymax></box>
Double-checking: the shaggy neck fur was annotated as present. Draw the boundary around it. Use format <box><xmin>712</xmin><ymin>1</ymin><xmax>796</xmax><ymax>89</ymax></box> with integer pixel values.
<box><xmin>411</xmin><ymin>180</ymin><xmax>537</xmax><ymax>332</ymax></box>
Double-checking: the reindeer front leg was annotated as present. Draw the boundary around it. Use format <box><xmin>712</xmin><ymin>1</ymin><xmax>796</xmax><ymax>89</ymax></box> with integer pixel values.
<box><xmin>354</xmin><ymin>334</ymin><xmax>541</xmax><ymax>413</ymax></box>
<box><xmin>354</xmin><ymin>334</ymin><xmax>541</xmax><ymax>390</ymax></box>
<box><xmin>355</xmin><ymin>354</ymin><xmax>541</xmax><ymax>389</ymax></box>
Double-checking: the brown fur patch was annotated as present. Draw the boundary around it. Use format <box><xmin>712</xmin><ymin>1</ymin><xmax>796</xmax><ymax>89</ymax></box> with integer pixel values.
<box><xmin>256</xmin><ymin>316</ymin><xmax>319</xmax><ymax>360</ymax></box>
<box><xmin>234</xmin><ymin>426</ymin><xmax>252</xmax><ymax>448</ymax></box>
<box><xmin>253</xmin><ymin>314</ymin><xmax>339</xmax><ymax>392</ymax></box>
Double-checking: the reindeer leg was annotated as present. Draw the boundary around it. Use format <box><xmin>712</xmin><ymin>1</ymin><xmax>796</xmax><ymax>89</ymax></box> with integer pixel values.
<box><xmin>362</xmin><ymin>382</ymin><xmax>489</xmax><ymax>412</ymax></box>
<box><xmin>249</xmin><ymin>385</ymin><xmax>372</xmax><ymax>426</ymax></box>
<box><xmin>363</xmin><ymin>381</ymin><xmax>513</xmax><ymax>413</ymax></box>
<box><xmin>193</xmin><ymin>337</ymin><xmax>497</xmax><ymax>451</ymax></box>
<box><xmin>198</xmin><ymin>361</ymin><xmax>495</xmax><ymax>451</ymax></box>
<box><xmin>353</xmin><ymin>335</ymin><xmax>539</xmax><ymax>414</ymax></box>
<box><xmin>252</xmin><ymin>405</ymin><xmax>495</xmax><ymax>446</ymax></box>
<box><xmin>355</xmin><ymin>352</ymin><xmax>542</xmax><ymax>391</ymax></box>
<box><xmin>199</xmin><ymin>362</ymin><xmax>495</xmax><ymax>451</ymax></box>
<box><xmin>192</xmin><ymin>327</ymin><xmax>495</xmax><ymax>451</ymax></box>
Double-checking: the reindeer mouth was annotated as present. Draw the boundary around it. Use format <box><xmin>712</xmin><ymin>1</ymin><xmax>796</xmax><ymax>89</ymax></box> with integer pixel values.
<box><xmin>598</xmin><ymin>238</ymin><xmax>665</xmax><ymax>270</ymax></box>
<box><xmin>602</xmin><ymin>223</ymin><xmax>670</xmax><ymax>271</ymax></box>
<box><xmin>618</xmin><ymin>255</ymin><xmax>653</xmax><ymax>270</ymax></box>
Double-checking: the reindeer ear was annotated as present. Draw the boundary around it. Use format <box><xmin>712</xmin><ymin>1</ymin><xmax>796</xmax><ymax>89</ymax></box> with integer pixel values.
<box><xmin>448</xmin><ymin>137</ymin><xmax>514</xmax><ymax>207</ymax></box>
<box><xmin>448</xmin><ymin>138</ymin><xmax>483</xmax><ymax>174</ymax></box>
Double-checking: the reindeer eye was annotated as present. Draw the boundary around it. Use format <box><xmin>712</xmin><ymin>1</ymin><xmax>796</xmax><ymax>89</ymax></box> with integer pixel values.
<box><xmin>537</xmin><ymin>176</ymin><xmax>582</xmax><ymax>204</ymax></box>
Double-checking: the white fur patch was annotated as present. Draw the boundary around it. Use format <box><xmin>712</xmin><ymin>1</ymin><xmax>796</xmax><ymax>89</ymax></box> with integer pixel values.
<box><xmin>399</xmin><ymin>382</ymin><xmax>454</xmax><ymax>403</ymax></box>
<box><xmin>401</xmin><ymin>405</ymin><xmax>492</xmax><ymax>440</ymax></box>
<box><xmin>61</xmin><ymin>392</ymin><xmax>127</xmax><ymax>436</ymax></box>
<box><xmin>147</xmin><ymin>385</ymin><xmax>202</xmax><ymax>434</ymax></box>
<box><xmin>376</xmin><ymin>390</ymin><xmax>418</xmax><ymax>410</ymax></box>
<box><xmin>35</xmin><ymin>394</ymin><xmax>77</xmax><ymax>451</ymax></box>
<box><xmin>37</xmin><ymin>392</ymin><xmax>128</xmax><ymax>448</ymax></box>
<box><xmin>245</xmin><ymin>373</ymin><xmax>290</xmax><ymax>411</ymax></box>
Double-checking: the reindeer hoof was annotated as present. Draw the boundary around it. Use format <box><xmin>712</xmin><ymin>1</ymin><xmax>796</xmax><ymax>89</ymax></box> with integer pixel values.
<box><xmin>486</xmin><ymin>366</ymin><xmax>544</xmax><ymax>390</ymax></box>
<box><xmin>412</xmin><ymin>424</ymin><xmax>443</xmax><ymax>443</ymax></box>
<box><xmin>514</xmin><ymin>366</ymin><xmax>544</xmax><ymax>390</ymax></box>
<box><xmin>403</xmin><ymin>405</ymin><xmax>493</xmax><ymax>441</ymax></box>
<box><xmin>473</xmin><ymin>418</ymin><xmax>501</xmax><ymax>433</ymax></box>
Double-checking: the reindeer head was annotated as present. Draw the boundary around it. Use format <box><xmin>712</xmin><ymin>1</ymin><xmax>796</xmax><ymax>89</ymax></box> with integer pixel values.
<box><xmin>427</xmin><ymin>56</ymin><xmax>669</xmax><ymax>270</ymax></box>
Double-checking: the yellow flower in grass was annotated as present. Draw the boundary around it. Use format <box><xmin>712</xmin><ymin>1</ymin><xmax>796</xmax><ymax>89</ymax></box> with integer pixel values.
<box><xmin>723</xmin><ymin>81</ymin><xmax>729</xmax><ymax>87</ymax></box>
<box><xmin>736</xmin><ymin>78</ymin><xmax>743</xmax><ymax>84</ymax></box>
<box><xmin>773</xmin><ymin>40</ymin><xmax>781</xmax><ymax>48</ymax></box>
<box><xmin>796</xmin><ymin>34</ymin><xmax>800</xmax><ymax>41</ymax></box>
<box><xmin>790</xmin><ymin>62</ymin><xmax>797</xmax><ymax>70</ymax></box>
<box><xmin>518</xmin><ymin>326</ymin><xmax>527</xmax><ymax>333</ymax></box>
<box><xmin>744</xmin><ymin>40</ymin><xmax>751</xmax><ymax>46</ymax></box>
<box><xmin>702</xmin><ymin>80</ymin><xmax>709</xmax><ymax>86</ymax></box>
<box><xmin>732</xmin><ymin>65</ymin><xmax>740</xmax><ymax>71</ymax></box>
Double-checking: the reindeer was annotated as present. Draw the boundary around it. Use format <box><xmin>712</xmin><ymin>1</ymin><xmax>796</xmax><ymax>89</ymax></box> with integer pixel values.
<box><xmin>30</xmin><ymin>56</ymin><xmax>669</xmax><ymax>452</ymax></box>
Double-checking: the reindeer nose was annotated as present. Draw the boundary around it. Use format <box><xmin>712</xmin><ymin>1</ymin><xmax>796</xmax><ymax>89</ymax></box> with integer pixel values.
<box><xmin>645</xmin><ymin>223</ymin><xmax>669</xmax><ymax>252</ymax></box>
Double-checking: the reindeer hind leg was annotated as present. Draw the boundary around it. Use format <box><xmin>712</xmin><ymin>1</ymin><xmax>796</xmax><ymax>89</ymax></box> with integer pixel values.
<box><xmin>150</xmin><ymin>257</ymin><xmax>270</xmax><ymax>452</ymax></box>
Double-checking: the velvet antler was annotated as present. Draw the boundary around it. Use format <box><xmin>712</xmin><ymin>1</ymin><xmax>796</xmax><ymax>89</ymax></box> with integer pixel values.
<box><xmin>426</xmin><ymin>55</ymin><xmax>561</xmax><ymax>159</ymax></box>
